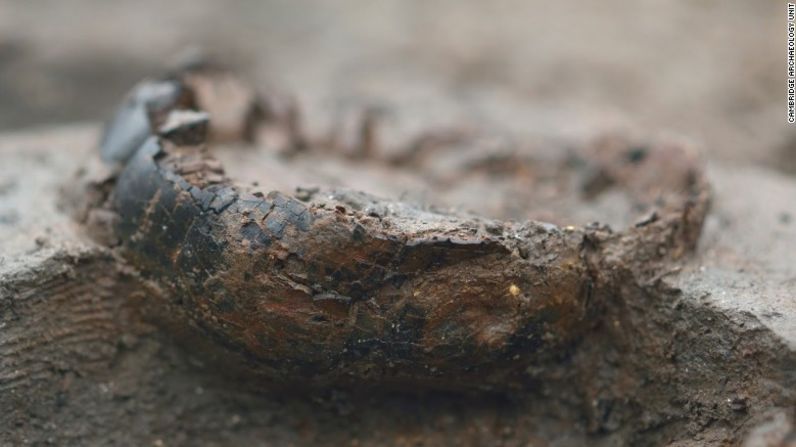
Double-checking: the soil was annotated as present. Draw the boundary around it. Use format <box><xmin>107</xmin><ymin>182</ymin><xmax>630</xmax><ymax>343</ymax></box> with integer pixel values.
<box><xmin>1</xmin><ymin>2</ymin><xmax>795</xmax><ymax>446</ymax></box>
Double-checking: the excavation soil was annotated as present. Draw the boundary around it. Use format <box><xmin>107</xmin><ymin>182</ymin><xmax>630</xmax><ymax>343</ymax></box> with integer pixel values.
<box><xmin>1</xmin><ymin>123</ymin><xmax>795</xmax><ymax>446</ymax></box>
<box><xmin>1</xmin><ymin>2</ymin><xmax>795</xmax><ymax>445</ymax></box>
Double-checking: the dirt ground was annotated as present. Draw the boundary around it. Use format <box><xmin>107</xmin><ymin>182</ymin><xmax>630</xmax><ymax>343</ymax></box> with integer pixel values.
<box><xmin>1</xmin><ymin>2</ymin><xmax>795</xmax><ymax>447</ymax></box>
<box><xmin>0</xmin><ymin>0</ymin><xmax>791</xmax><ymax>170</ymax></box>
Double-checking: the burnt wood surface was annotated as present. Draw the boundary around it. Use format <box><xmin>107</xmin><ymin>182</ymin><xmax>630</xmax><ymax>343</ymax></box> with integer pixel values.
<box><xmin>90</xmin><ymin>69</ymin><xmax>711</xmax><ymax>390</ymax></box>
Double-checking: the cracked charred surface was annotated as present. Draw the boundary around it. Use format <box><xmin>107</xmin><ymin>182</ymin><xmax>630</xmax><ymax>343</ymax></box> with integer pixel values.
<box><xmin>111</xmin><ymin>137</ymin><xmax>595</xmax><ymax>390</ymax></box>
<box><xmin>83</xmin><ymin>69</ymin><xmax>711</xmax><ymax>391</ymax></box>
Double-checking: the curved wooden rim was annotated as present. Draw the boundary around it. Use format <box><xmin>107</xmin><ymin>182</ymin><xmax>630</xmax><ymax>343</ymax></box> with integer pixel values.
<box><xmin>96</xmin><ymin>69</ymin><xmax>711</xmax><ymax>389</ymax></box>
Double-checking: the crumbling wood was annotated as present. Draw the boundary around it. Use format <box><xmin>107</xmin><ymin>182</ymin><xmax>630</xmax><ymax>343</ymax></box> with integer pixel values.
<box><xmin>87</xmin><ymin>69</ymin><xmax>711</xmax><ymax>390</ymax></box>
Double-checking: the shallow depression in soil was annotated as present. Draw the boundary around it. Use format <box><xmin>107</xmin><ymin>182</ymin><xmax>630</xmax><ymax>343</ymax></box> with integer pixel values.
<box><xmin>213</xmin><ymin>142</ymin><xmax>639</xmax><ymax>230</ymax></box>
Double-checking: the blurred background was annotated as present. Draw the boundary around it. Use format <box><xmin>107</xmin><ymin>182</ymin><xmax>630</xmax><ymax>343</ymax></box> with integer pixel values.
<box><xmin>0</xmin><ymin>0</ymin><xmax>791</xmax><ymax>172</ymax></box>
